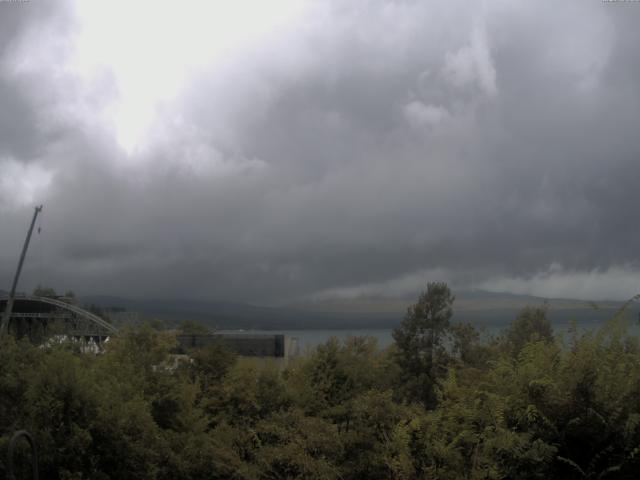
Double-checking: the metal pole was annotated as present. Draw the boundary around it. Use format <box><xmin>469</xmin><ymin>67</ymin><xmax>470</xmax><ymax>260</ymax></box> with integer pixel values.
<box><xmin>0</xmin><ymin>205</ymin><xmax>43</xmax><ymax>339</ymax></box>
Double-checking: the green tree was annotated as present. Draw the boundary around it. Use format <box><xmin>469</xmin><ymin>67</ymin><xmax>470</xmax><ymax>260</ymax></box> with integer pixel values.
<box><xmin>253</xmin><ymin>409</ymin><xmax>342</xmax><ymax>480</ymax></box>
<box><xmin>393</xmin><ymin>282</ymin><xmax>455</xmax><ymax>408</ymax></box>
<box><xmin>503</xmin><ymin>306</ymin><xmax>554</xmax><ymax>356</ymax></box>
<box><xmin>290</xmin><ymin>336</ymin><xmax>387</xmax><ymax>420</ymax></box>
<box><xmin>188</xmin><ymin>342</ymin><xmax>237</xmax><ymax>390</ymax></box>
<box><xmin>179</xmin><ymin>320</ymin><xmax>212</xmax><ymax>335</ymax></box>
<box><xmin>33</xmin><ymin>285</ymin><xmax>57</xmax><ymax>298</ymax></box>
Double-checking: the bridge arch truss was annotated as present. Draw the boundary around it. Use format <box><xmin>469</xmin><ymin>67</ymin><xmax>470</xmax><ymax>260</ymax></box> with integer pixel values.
<box><xmin>0</xmin><ymin>295</ymin><xmax>117</xmax><ymax>344</ymax></box>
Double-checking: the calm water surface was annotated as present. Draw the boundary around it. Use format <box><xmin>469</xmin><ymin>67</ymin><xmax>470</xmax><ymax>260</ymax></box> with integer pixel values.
<box><xmin>220</xmin><ymin>316</ymin><xmax>640</xmax><ymax>352</ymax></box>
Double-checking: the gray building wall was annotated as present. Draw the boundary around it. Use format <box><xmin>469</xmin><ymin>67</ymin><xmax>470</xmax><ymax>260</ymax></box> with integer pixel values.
<box><xmin>176</xmin><ymin>333</ymin><xmax>296</xmax><ymax>358</ymax></box>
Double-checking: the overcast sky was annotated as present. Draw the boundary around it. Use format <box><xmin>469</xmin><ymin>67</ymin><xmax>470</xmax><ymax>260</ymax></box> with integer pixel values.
<box><xmin>1</xmin><ymin>0</ymin><xmax>640</xmax><ymax>304</ymax></box>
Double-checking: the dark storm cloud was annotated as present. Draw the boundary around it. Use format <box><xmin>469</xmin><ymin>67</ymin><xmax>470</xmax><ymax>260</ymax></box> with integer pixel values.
<box><xmin>0</xmin><ymin>6</ymin><xmax>42</xmax><ymax>159</ymax></box>
<box><xmin>1</xmin><ymin>0</ymin><xmax>640</xmax><ymax>303</ymax></box>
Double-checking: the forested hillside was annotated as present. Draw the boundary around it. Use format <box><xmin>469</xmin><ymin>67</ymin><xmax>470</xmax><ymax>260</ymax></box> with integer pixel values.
<box><xmin>2</xmin><ymin>284</ymin><xmax>640</xmax><ymax>479</ymax></box>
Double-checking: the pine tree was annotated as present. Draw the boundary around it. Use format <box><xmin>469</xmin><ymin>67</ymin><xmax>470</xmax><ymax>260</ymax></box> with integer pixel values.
<box><xmin>393</xmin><ymin>282</ymin><xmax>454</xmax><ymax>408</ymax></box>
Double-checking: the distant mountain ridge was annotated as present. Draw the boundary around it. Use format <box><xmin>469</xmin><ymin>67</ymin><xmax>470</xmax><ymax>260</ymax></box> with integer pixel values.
<box><xmin>80</xmin><ymin>294</ymin><xmax>398</xmax><ymax>330</ymax></box>
<box><xmin>78</xmin><ymin>290</ymin><xmax>638</xmax><ymax>330</ymax></box>
<box><xmin>288</xmin><ymin>289</ymin><xmax>624</xmax><ymax>313</ymax></box>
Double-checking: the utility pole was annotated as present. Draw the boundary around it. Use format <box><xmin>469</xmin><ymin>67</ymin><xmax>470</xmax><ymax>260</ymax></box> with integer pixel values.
<box><xmin>0</xmin><ymin>205</ymin><xmax>43</xmax><ymax>339</ymax></box>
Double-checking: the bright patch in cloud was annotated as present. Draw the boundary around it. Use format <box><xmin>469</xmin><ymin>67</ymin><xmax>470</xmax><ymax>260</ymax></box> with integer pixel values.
<box><xmin>311</xmin><ymin>268</ymin><xmax>455</xmax><ymax>300</ymax></box>
<box><xmin>442</xmin><ymin>22</ymin><xmax>497</xmax><ymax>96</ymax></box>
<box><xmin>404</xmin><ymin>101</ymin><xmax>450</xmax><ymax>130</ymax></box>
<box><xmin>0</xmin><ymin>159</ymin><xmax>53</xmax><ymax>210</ymax></box>
<box><xmin>480</xmin><ymin>263</ymin><xmax>640</xmax><ymax>301</ymax></box>
<box><xmin>71</xmin><ymin>0</ymin><xmax>308</xmax><ymax>153</ymax></box>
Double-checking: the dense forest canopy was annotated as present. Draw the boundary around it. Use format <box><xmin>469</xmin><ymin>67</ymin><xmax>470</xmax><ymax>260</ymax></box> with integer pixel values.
<box><xmin>1</xmin><ymin>283</ymin><xmax>640</xmax><ymax>479</ymax></box>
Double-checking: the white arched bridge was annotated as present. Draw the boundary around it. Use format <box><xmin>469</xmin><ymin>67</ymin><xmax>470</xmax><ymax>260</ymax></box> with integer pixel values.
<box><xmin>0</xmin><ymin>294</ymin><xmax>117</xmax><ymax>343</ymax></box>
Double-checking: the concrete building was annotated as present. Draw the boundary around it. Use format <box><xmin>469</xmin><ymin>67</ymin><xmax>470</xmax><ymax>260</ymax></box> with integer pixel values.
<box><xmin>176</xmin><ymin>333</ymin><xmax>299</xmax><ymax>358</ymax></box>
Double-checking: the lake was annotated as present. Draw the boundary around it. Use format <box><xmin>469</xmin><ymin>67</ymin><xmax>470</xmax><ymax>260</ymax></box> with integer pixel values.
<box><xmin>219</xmin><ymin>313</ymin><xmax>640</xmax><ymax>352</ymax></box>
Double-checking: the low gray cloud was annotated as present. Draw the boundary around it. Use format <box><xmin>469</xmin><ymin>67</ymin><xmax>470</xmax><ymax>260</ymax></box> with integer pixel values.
<box><xmin>1</xmin><ymin>0</ymin><xmax>640</xmax><ymax>304</ymax></box>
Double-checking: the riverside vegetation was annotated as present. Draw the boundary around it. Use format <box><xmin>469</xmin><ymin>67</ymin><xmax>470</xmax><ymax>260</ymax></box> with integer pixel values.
<box><xmin>1</xmin><ymin>282</ymin><xmax>640</xmax><ymax>479</ymax></box>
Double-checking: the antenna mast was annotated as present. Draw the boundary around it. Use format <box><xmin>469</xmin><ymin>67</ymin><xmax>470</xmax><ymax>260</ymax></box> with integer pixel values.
<box><xmin>0</xmin><ymin>205</ymin><xmax>43</xmax><ymax>339</ymax></box>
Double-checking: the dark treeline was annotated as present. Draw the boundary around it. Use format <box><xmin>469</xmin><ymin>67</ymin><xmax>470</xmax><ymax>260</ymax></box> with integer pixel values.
<box><xmin>2</xmin><ymin>282</ymin><xmax>640</xmax><ymax>479</ymax></box>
